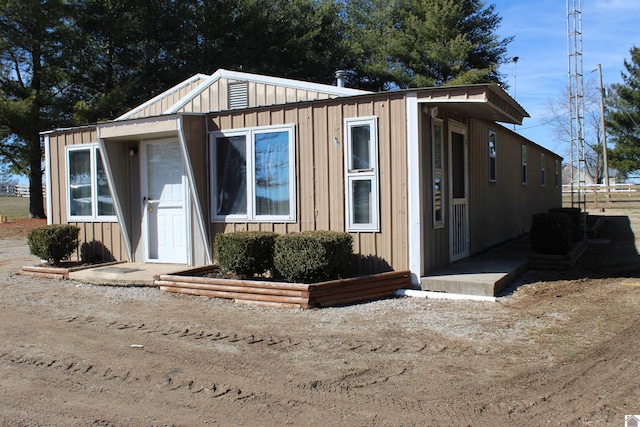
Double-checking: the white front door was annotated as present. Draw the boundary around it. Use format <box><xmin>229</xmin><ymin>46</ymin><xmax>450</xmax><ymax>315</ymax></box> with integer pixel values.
<box><xmin>142</xmin><ymin>141</ymin><xmax>188</xmax><ymax>264</ymax></box>
<box><xmin>449</xmin><ymin>122</ymin><xmax>469</xmax><ymax>262</ymax></box>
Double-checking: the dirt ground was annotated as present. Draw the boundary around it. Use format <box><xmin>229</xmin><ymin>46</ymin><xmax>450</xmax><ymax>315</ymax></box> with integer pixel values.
<box><xmin>1</xmin><ymin>210</ymin><xmax>639</xmax><ymax>426</ymax></box>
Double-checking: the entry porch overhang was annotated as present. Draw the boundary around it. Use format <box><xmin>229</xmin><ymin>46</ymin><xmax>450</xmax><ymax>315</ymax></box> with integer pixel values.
<box><xmin>95</xmin><ymin>113</ymin><xmax>211</xmax><ymax>267</ymax></box>
<box><xmin>416</xmin><ymin>83</ymin><xmax>529</xmax><ymax>125</ymax></box>
<box><xmin>97</xmin><ymin>114</ymin><xmax>194</xmax><ymax>141</ymax></box>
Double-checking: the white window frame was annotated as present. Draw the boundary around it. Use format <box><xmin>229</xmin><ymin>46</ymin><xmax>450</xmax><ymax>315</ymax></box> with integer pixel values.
<box><xmin>432</xmin><ymin>118</ymin><xmax>445</xmax><ymax>229</ymax></box>
<box><xmin>344</xmin><ymin>116</ymin><xmax>379</xmax><ymax>232</ymax></box>
<box><xmin>210</xmin><ymin>124</ymin><xmax>296</xmax><ymax>223</ymax></box>
<box><xmin>489</xmin><ymin>130</ymin><xmax>497</xmax><ymax>182</ymax></box>
<box><xmin>66</xmin><ymin>143</ymin><xmax>117</xmax><ymax>222</ymax></box>
<box><xmin>521</xmin><ymin>144</ymin><xmax>528</xmax><ymax>185</ymax></box>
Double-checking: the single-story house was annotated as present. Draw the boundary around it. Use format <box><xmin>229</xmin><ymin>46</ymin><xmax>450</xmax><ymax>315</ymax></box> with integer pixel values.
<box><xmin>42</xmin><ymin>69</ymin><xmax>562</xmax><ymax>285</ymax></box>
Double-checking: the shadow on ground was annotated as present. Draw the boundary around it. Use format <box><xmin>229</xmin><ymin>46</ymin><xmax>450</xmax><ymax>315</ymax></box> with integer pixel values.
<box><xmin>501</xmin><ymin>215</ymin><xmax>639</xmax><ymax>296</ymax></box>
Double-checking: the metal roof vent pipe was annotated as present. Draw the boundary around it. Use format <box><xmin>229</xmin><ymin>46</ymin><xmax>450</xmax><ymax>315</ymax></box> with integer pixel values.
<box><xmin>335</xmin><ymin>70</ymin><xmax>347</xmax><ymax>88</ymax></box>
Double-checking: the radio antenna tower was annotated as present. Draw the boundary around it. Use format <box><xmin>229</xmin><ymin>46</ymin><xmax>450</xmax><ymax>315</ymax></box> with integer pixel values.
<box><xmin>567</xmin><ymin>0</ymin><xmax>587</xmax><ymax>221</ymax></box>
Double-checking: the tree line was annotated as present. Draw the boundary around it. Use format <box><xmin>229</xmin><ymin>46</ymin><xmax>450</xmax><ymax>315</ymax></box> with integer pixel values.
<box><xmin>0</xmin><ymin>0</ymin><xmax>512</xmax><ymax>218</ymax></box>
<box><xmin>2</xmin><ymin>0</ymin><xmax>638</xmax><ymax>218</ymax></box>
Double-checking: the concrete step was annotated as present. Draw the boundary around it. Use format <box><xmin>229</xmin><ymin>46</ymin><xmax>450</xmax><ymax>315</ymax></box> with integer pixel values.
<box><xmin>420</xmin><ymin>238</ymin><xmax>532</xmax><ymax>297</ymax></box>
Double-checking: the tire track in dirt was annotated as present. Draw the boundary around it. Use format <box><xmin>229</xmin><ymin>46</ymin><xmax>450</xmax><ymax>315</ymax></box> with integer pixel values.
<box><xmin>60</xmin><ymin>314</ymin><xmax>452</xmax><ymax>358</ymax></box>
<box><xmin>46</xmin><ymin>313</ymin><xmax>461</xmax><ymax>419</ymax></box>
<box><xmin>0</xmin><ymin>347</ymin><xmax>257</xmax><ymax>403</ymax></box>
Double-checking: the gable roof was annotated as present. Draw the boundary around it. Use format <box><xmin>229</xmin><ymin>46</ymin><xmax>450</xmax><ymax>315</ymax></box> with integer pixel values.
<box><xmin>116</xmin><ymin>73</ymin><xmax>210</xmax><ymax>121</ymax></box>
<box><xmin>116</xmin><ymin>69</ymin><xmax>370</xmax><ymax>121</ymax></box>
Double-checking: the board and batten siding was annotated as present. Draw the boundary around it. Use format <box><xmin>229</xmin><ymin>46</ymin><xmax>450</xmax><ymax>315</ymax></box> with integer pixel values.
<box><xmin>466</xmin><ymin>118</ymin><xmax>562</xmax><ymax>254</ymax></box>
<box><xmin>177</xmin><ymin>78</ymin><xmax>335</xmax><ymax>115</ymax></box>
<box><xmin>208</xmin><ymin>92</ymin><xmax>410</xmax><ymax>273</ymax></box>
<box><xmin>180</xmin><ymin>115</ymin><xmax>210</xmax><ymax>265</ymax></box>
<box><xmin>46</xmin><ymin>128</ymin><xmax>128</xmax><ymax>262</ymax></box>
<box><xmin>125</xmin><ymin>78</ymin><xmax>208</xmax><ymax>120</ymax></box>
<box><xmin>420</xmin><ymin>111</ymin><xmax>449</xmax><ymax>273</ymax></box>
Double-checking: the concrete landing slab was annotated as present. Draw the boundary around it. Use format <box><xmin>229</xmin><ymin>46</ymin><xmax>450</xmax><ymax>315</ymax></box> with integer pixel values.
<box><xmin>68</xmin><ymin>262</ymin><xmax>187</xmax><ymax>286</ymax></box>
<box><xmin>420</xmin><ymin>238</ymin><xmax>532</xmax><ymax>297</ymax></box>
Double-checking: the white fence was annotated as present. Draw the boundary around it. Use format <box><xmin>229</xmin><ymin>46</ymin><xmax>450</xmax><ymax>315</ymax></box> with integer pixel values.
<box><xmin>0</xmin><ymin>184</ymin><xmax>46</xmax><ymax>197</ymax></box>
<box><xmin>562</xmin><ymin>183</ymin><xmax>637</xmax><ymax>194</ymax></box>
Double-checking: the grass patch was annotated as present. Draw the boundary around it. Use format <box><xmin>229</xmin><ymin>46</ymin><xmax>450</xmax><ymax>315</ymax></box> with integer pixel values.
<box><xmin>0</xmin><ymin>196</ymin><xmax>30</xmax><ymax>219</ymax></box>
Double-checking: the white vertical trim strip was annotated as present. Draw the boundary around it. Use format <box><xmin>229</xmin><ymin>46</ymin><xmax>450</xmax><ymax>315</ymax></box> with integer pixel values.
<box><xmin>44</xmin><ymin>135</ymin><xmax>53</xmax><ymax>224</ymax></box>
<box><xmin>406</xmin><ymin>93</ymin><xmax>422</xmax><ymax>285</ymax></box>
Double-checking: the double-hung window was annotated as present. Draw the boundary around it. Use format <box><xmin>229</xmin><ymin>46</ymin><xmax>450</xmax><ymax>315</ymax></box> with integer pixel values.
<box><xmin>212</xmin><ymin>124</ymin><xmax>296</xmax><ymax>222</ymax></box>
<box><xmin>344</xmin><ymin>117</ymin><xmax>379</xmax><ymax>232</ymax></box>
<box><xmin>66</xmin><ymin>144</ymin><xmax>116</xmax><ymax>221</ymax></box>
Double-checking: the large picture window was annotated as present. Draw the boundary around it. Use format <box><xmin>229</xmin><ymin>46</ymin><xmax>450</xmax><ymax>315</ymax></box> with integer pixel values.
<box><xmin>211</xmin><ymin>125</ymin><xmax>296</xmax><ymax>222</ymax></box>
<box><xmin>345</xmin><ymin>117</ymin><xmax>379</xmax><ymax>232</ymax></box>
<box><xmin>66</xmin><ymin>145</ymin><xmax>116</xmax><ymax>221</ymax></box>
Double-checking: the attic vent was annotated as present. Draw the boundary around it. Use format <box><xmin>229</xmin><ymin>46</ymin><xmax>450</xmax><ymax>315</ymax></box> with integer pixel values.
<box><xmin>228</xmin><ymin>81</ymin><xmax>248</xmax><ymax>109</ymax></box>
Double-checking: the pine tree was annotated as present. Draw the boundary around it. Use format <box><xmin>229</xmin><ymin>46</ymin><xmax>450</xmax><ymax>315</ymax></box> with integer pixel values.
<box><xmin>345</xmin><ymin>0</ymin><xmax>512</xmax><ymax>90</ymax></box>
<box><xmin>607</xmin><ymin>46</ymin><xmax>640</xmax><ymax>177</ymax></box>
<box><xmin>0</xmin><ymin>0</ymin><xmax>70</xmax><ymax>218</ymax></box>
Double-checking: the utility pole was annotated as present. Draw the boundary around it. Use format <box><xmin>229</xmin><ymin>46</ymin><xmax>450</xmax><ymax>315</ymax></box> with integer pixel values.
<box><xmin>595</xmin><ymin>63</ymin><xmax>610</xmax><ymax>201</ymax></box>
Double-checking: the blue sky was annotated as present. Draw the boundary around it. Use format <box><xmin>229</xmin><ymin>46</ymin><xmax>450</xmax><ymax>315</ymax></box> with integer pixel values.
<box><xmin>492</xmin><ymin>0</ymin><xmax>640</xmax><ymax>159</ymax></box>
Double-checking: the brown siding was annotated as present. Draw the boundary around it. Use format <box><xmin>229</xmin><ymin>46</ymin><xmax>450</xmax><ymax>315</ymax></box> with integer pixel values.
<box><xmin>419</xmin><ymin>112</ymin><xmax>562</xmax><ymax>273</ymax></box>
<box><xmin>47</xmin><ymin>128</ymin><xmax>128</xmax><ymax>262</ymax></box>
<box><xmin>467</xmin><ymin>118</ymin><xmax>562</xmax><ymax>254</ymax></box>
<box><xmin>182</xmin><ymin>115</ymin><xmax>209</xmax><ymax>262</ymax></box>
<box><xmin>421</xmin><ymin>113</ymin><xmax>449</xmax><ymax>273</ymax></box>
<box><xmin>208</xmin><ymin>93</ymin><xmax>410</xmax><ymax>273</ymax></box>
<box><xmin>128</xmin><ymin>79</ymin><xmax>206</xmax><ymax>119</ymax></box>
<box><xmin>182</xmin><ymin>115</ymin><xmax>208</xmax><ymax>221</ymax></box>
<box><xmin>178</xmin><ymin>78</ymin><xmax>334</xmax><ymax>114</ymax></box>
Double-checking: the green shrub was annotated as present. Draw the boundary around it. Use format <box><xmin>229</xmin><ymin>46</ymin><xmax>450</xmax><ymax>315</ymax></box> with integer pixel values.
<box><xmin>215</xmin><ymin>231</ymin><xmax>277</xmax><ymax>277</ymax></box>
<box><xmin>28</xmin><ymin>224</ymin><xmax>80</xmax><ymax>265</ymax></box>
<box><xmin>548</xmin><ymin>207</ymin><xmax>583</xmax><ymax>241</ymax></box>
<box><xmin>530</xmin><ymin>212</ymin><xmax>573</xmax><ymax>255</ymax></box>
<box><xmin>274</xmin><ymin>231</ymin><xmax>353</xmax><ymax>283</ymax></box>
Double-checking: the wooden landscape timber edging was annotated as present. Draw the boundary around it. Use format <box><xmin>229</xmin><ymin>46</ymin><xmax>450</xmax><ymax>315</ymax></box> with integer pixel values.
<box><xmin>19</xmin><ymin>260</ymin><xmax>125</xmax><ymax>280</ymax></box>
<box><xmin>19</xmin><ymin>265</ymin><xmax>69</xmax><ymax>280</ymax></box>
<box><xmin>157</xmin><ymin>269</ymin><xmax>412</xmax><ymax>309</ymax></box>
